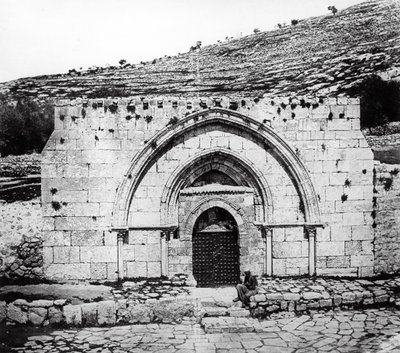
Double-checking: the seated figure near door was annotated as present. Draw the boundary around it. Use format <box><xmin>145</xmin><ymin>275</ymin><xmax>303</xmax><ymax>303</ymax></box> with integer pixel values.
<box><xmin>233</xmin><ymin>270</ymin><xmax>258</xmax><ymax>308</ymax></box>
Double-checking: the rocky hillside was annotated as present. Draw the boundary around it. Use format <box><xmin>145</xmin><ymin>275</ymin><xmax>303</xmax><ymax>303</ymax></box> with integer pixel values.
<box><xmin>1</xmin><ymin>0</ymin><xmax>399</xmax><ymax>100</ymax></box>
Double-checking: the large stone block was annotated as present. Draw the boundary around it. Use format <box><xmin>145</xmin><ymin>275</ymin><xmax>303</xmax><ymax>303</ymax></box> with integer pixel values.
<box><xmin>97</xmin><ymin>301</ymin><xmax>116</xmax><ymax>325</ymax></box>
<box><xmin>273</xmin><ymin>242</ymin><xmax>302</xmax><ymax>258</ymax></box>
<box><xmin>53</xmin><ymin>246</ymin><xmax>80</xmax><ymax>263</ymax></box>
<box><xmin>48</xmin><ymin>306</ymin><xmax>63</xmax><ymax>325</ymax></box>
<box><xmin>55</xmin><ymin>216</ymin><xmax>105</xmax><ymax>231</ymax></box>
<box><xmin>54</xmin><ymin>190</ymin><xmax>88</xmax><ymax>203</ymax></box>
<box><xmin>147</xmin><ymin>244</ymin><xmax>161</xmax><ymax>262</ymax></box>
<box><xmin>89</xmin><ymin>164</ymin><xmax>116</xmax><ymax>178</ymax></box>
<box><xmin>7</xmin><ymin>303</ymin><xmax>28</xmax><ymax>324</ymax></box>
<box><xmin>351</xmin><ymin>255</ymin><xmax>374</xmax><ymax>267</ymax></box>
<box><xmin>285</xmin><ymin>227</ymin><xmax>304</xmax><ymax>242</ymax></box>
<box><xmin>345</xmin><ymin>241</ymin><xmax>363</xmax><ymax>255</ymax></box>
<box><xmin>107</xmin><ymin>262</ymin><xmax>118</xmax><ymax>280</ymax></box>
<box><xmin>88</xmin><ymin>189</ymin><xmax>115</xmax><ymax>203</ymax></box>
<box><xmin>147</xmin><ymin>262</ymin><xmax>161</xmax><ymax>277</ymax></box>
<box><xmin>126</xmin><ymin>261</ymin><xmax>147</xmax><ymax>277</ymax></box>
<box><xmin>63</xmin><ymin>304</ymin><xmax>82</xmax><ymax>325</ymax></box>
<box><xmin>327</xmin><ymin>256</ymin><xmax>350</xmax><ymax>268</ymax></box>
<box><xmin>330</xmin><ymin>225</ymin><xmax>352</xmax><ymax>241</ymax></box>
<box><xmin>317</xmin><ymin>241</ymin><xmax>345</xmax><ymax>256</ymax></box>
<box><xmin>42</xmin><ymin>150</ymin><xmax>67</xmax><ymax>164</ymax></box>
<box><xmin>90</xmin><ymin>263</ymin><xmax>107</xmax><ymax>279</ymax></box>
<box><xmin>43</xmin><ymin>231</ymin><xmax>71</xmax><ymax>246</ymax></box>
<box><xmin>46</xmin><ymin>177</ymin><xmax>83</xmax><ymax>191</ymax></box>
<box><xmin>316</xmin><ymin>268</ymin><xmax>357</xmax><ymax>277</ymax></box>
<box><xmin>28</xmin><ymin>307</ymin><xmax>47</xmax><ymax>326</ymax></box>
<box><xmin>272</xmin><ymin>259</ymin><xmax>286</xmax><ymax>275</ymax></box>
<box><xmin>351</xmin><ymin>226</ymin><xmax>373</xmax><ymax>240</ymax></box>
<box><xmin>45</xmin><ymin>263</ymin><xmax>91</xmax><ymax>280</ymax></box>
<box><xmin>81</xmin><ymin>303</ymin><xmax>98</xmax><ymax>326</ymax></box>
<box><xmin>80</xmin><ymin>246</ymin><xmax>117</xmax><ymax>263</ymax></box>
<box><xmin>71</xmin><ymin>230</ymin><xmax>103</xmax><ymax>246</ymax></box>
<box><xmin>43</xmin><ymin>246</ymin><xmax>53</xmax><ymax>264</ymax></box>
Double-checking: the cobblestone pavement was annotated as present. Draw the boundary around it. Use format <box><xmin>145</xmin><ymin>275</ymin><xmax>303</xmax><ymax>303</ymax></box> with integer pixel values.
<box><xmin>4</xmin><ymin>308</ymin><xmax>400</xmax><ymax>352</ymax></box>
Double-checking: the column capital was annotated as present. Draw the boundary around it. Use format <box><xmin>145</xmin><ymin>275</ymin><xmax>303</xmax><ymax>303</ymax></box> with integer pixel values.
<box><xmin>305</xmin><ymin>225</ymin><xmax>317</xmax><ymax>238</ymax></box>
<box><xmin>161</xmin><ymin>230</ymin><xmax>170</xmax><ymax>241</ymax></box>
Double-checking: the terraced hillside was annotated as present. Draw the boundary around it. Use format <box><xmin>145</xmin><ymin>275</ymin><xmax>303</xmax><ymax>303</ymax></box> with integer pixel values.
<box><xmin>1</xmin><ymin>0</ymin><xmax>399</xmax><ymax>100</ymax></box>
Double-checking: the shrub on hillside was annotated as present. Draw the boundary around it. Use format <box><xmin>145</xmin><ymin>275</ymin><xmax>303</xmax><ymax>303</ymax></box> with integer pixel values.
<box><xmin>328</xmin><ymin>6</ymin><xmax>338</xmax><ymax>15</ymax></box>
<box><xmin>349</xmin><ymin>75</ymin><xmax>400</xmax><ymax>132</ymax></box>
<box><xmin>0</xmin><ymin>94</ymin><xmax>54</xmax><ymax>156</ymax></box>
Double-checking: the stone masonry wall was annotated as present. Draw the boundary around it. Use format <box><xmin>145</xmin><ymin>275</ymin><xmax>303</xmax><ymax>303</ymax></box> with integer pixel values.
<box><xmin>374</xmin><ymin>163</ymin><xmax>400</xmax><ymax>274</ymax></box>
<box><xmin>0</xmin><ymin>199</ymin><xmax>43</xmax><ymax>279</ymax></box>
<box><xmin>42</xmin><ymin>96</ymin><xmax>374</xmax><ymax>280</ymax></box>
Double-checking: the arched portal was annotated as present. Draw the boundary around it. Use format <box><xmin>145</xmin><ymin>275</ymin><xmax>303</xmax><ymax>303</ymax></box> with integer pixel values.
<box><xmin>192</xmin><ymin>207</ymin><xmax>240</xmax><ymax>287</ymax></box>
<box><xmin>160</xmin><ymin>147</ymin><xmax>273</xmax><ymax>225</ymax></box>
<box><xmin>112</xmin><ymin>108</ymin><xmax>321</xmax><ymax>228</ymax></box>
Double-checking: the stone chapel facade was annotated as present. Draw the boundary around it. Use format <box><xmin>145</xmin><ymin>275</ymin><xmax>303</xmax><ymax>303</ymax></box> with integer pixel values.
<box><xmin>41</xmin><ymin>96</ymin><xmax>374</xmax><ymax>285</ymax></box>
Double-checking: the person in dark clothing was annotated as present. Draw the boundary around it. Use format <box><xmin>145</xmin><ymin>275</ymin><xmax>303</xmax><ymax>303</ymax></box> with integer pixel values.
<box><xmin>233</xmin><ymin>270</ymin><xmax>258</xmax><ymax>308</ymax></box>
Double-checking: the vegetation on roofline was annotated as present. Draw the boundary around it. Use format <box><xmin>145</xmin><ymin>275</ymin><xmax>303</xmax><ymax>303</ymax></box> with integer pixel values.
<box><xmin>349</xmin><ymin>75</ymin><xmax>400</xmax><ymax>132</ymax></box>
<box><xmin>0</xmin><ymin>94</ymin><xmax>53</xmax><ymax>156</ymax></box>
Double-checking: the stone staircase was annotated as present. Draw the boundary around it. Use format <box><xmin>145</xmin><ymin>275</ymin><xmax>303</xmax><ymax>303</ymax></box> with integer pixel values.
<box><xmin>198</xmin><ymin>296</ymin><xmax>254</xmax><ymax>333</ymax></box>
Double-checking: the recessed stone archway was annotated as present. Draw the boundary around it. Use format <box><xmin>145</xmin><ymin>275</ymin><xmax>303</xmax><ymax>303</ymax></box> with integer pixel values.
<box><xmin>160</xmin><ymin>147</ymin><xmax>273</xmax><ymax>225</ymax></box>
<box><xmin>112</xmin><ymin>108</ymin><xmax>321</xmax><ymax>228</ymax></box>
<box><xmin>172</xmin><ymin>188</ymin><xmax>264</xmax><ymax>277</ymax></box>
<box><xmin>182</xmin><ymin>195</ymin><xmax>249</xmax><ymax>238</ymax></box>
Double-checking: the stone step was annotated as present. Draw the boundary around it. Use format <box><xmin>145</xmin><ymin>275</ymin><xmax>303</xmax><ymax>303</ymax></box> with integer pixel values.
<box><xmin>228</xmin><ymin>307</ymin><xmax>251</xmax><ymax>317</ymax></box>
<box><xmin>202</xmin><ymin>305</ymin><xmax>250</xmax><ymax>318</ymax></box>
<box><xmin>203</xmin><ymin>306</ymin><xmax>229</xmax><ymax>317</ymax></box>
<box><xmin>201</xmin><ymin>317</ymin><xmax>262</xmax><ymax>333</ymax></box>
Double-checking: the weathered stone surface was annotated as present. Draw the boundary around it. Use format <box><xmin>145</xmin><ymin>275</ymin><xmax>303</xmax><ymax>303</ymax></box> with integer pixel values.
<box><xmin>28</xmin><ymin>307</ymin><xmax>47</xmax><ymax>325</ymax></box>
<box><xmin>127</xmin><ymin>304</ymin><xmax>153</xmax><ymax>324</ymax></box>
<box><xmin>29</xmin><ymin>300</ymin><xmax>53</xmax><ymax>308</ymax></box>
<box><xmin>302</xmin><ymin>292</ymin><xmax>322</xmax><ymax>300</ymax></box>
<box><xmin>81</xmin><ymin>303</ymin><xmax>98</xmax><ymax>326</ymax></box>
<box><xmin>97</xmin><ymin>300</ymin><xmax>116</xmax><ymax>325</ymax></box>
<box><xmin>63</xmin><ymin>304</ymin><xmax>81</xmax><ymax>325</ymax></box>
<box><xmin>7</xmin><ymin>303</ymin><xmax>28</xmax><ymax>324</ymax></box>
<box><xmin>48</xmin><ymin>306</ymin><xmax>63</xmax><ymax>324</ymax></box>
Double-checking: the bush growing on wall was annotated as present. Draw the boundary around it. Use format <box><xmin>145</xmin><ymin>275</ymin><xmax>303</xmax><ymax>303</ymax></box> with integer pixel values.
<box><xmin>349</xmin><ymin>75</ymin><xmax>400</xmax><ymax>132</ymax></box>
<box><xmin>0</xmin><ymin>94</ymin><xmax>54</xmax><ymax>156</ymax></box>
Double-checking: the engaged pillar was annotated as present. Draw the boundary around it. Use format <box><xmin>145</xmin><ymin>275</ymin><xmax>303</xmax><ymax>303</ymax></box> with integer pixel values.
<box><xmin>265</xmin><ymin>227</ymin><xmax>273</xmax><ymax>276</ymax></box>
<box><xmin>117</xmin><ymin>229</ymin><xmax>128</xmax><ymax>280</ymax></box>
<box><xmin>306</xmin><ymin>226</ymin><xmax>317</xmax><ymax>276</ymax></box>
<box><xmin>160</xmin><ymin>230</ymin><xmax>170</xmax><ymax>277</ymax></box>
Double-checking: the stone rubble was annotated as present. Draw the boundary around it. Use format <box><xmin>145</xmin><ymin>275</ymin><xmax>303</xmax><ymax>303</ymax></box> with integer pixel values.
<box><xmin>1</xmin><ymin>275</ymin><xmax>400</xmax><ymax>328</ymax></box>
<box><xmin>3</xmin><ymin>308</ymin><xmax>400</xmax><ymax>352</ymax></box>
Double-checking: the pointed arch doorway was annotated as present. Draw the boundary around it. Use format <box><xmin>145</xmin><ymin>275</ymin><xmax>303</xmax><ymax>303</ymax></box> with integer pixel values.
<box><xmin>192</xmin><ymin>207</ymin><xmax>240</xmax><ymax>287</ymax></box>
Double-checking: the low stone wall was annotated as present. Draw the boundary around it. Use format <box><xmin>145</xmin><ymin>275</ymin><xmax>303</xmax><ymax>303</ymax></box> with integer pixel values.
<box><xmin>2</xmin><ymin>276</ymin><xmax>399</xmax><ymax>327</ymax></box>
<box><xmin>0</xmin><ymin>199</ymin><xmax>43</xmax><ymax>280</ymax></box>
<box><xmin>249</xmin><ymin>277</ymin><xmax>396</xmax><ymax>318</ymax></box>
<box><xmin>0</xmin><ymin>297</ymin><xmax>199</xmax><ymax>327</ymax></box>
<box><xmin>374</xmin><ymin>163</ymin><xmax>400</xmax><ymax>274</ymax></box>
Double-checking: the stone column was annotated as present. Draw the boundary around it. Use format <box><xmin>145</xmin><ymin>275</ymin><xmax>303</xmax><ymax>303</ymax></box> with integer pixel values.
<box><xmin>265</xmin><ymin>227</ymin><xmax>273</xmax><ymax>276</ymax></box>
<box><xmin>160</xmin><ymin>230</ymin><xmax>169</xmax><ymax>277</ymax></box>
<box><xmin>116</xmin><ymin>230</ymin><xmax>127</xmax><ymax>280</ymax></box>
<box><xmin>306</xmin><ymin>226</ymin><xmax>317</xmax><ymax>276</ymax></box>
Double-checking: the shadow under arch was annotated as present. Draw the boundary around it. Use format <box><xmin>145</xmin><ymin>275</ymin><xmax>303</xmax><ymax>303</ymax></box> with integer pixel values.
<box><xmin>112</xmin><ymin>108</ymin><xmax>321</xmax><ymax>227</ymax></box>
<box><xmin>182</xmin><ymin>196</ymin><xmax>249</xmax><ymax>240</ymax></box>
<box><xmin>160</xmin><ymin>147</ymin><xmax>273</xmax><ymax>225</ymax></box>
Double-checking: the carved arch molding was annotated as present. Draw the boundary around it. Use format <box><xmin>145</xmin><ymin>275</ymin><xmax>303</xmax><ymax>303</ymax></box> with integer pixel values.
<box><xmin>112</xmin><ymin>108</ymin><xmax>321</xmax><ymax>227</ymax></box>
